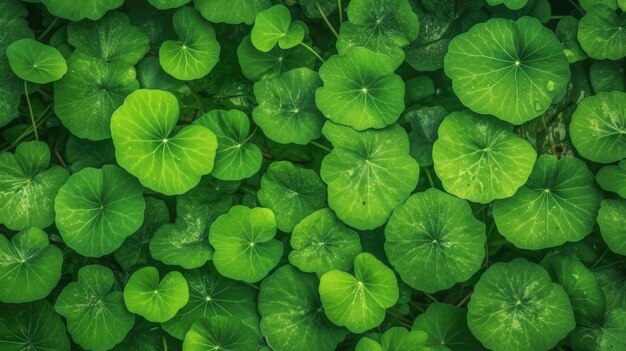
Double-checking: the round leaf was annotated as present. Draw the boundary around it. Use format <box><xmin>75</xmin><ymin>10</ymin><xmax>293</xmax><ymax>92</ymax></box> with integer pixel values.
<box><xmin>252</xmin><ymin>67</ymin><xmax>324</xmax><ymax>144</ymax></box>
<box><xmin>319</xmin><ymin>252</ymin><xmax>399</xmax><ymax>333</ymax></box>
<box><xmin>321</xmin><ymin>122</ymin><xmax>419</xmax><ymax>230</ymax></box>
<box><xmin>55</xmin><ymin>265</ymin><xmax>135</xmax><ymax>351</ymax></box>
<box><xmin>0</xmin><ymin>227</ymin><xmax>62</xmax><ymax>303</ymax></box>
<box><xmin>0</xmin><ymin>141</ymin><xmax>69</xmax><ymax>231</ymax></box>
<box><xmin>385</xmin><ymin>188</ymin><xmax>486</xmax><ymax>293</ymax></box>
<box><xmin>0</xmin><ymin>300</ymin><xmax>70</xmax><ymax>351</ymax></box>
<box><xmin>194</xmin><ymin>109</ymin><xmax>262</xmax><ymax>180</ymax></box>
<box><xmin>316</xmin><ymin>46</ymin><xmax>405</xmax><ymax>131</ymax></box>
<box><xmin>578</xmin><ymin>5</ymin><xmax>626</xmax><ymax>60</ymax></box>
<box><xmin>54</xmin><ymin>52</ymin><xmax>140</xmax><ymax>141</ymax></box>
<box><xmin>259</xmin><ymin>264</ymin><xmax>346</xmax><ymax>351</ymax></box>
<box><xmin>209</xmin><ymin>205</ymin><xmax>283</xmax><ymax>283</ymax></box>
<box><xmin>412</xmin><ymin>303</ymin><xmax>483</xmax><ymax>350</ymax></box>
<box><xmin>159</xmin><ymin>7</ymin><xmax>220</xmax><ymax>80</ymax></box>
<box><xmin>68</xmin><ymin>12</ymin><xmax>150</xmax><ymax>65</ymax></box>
<box><xmin>194</xmin><ymin>0</ymin><xmax>271</xmax><ymax>25</ymax></box>
<box><xmin>432</xmin><ymin>110</ymin><xmax>537</xmax><ymax>203</ymax></box>
<box><xmin>162</xmin><ymin>265</ymin><xmax>260</xmax><ymax>340</ymax></box>
<box><xmin>467</xmin><ymin>258</ymin><xmax>576</xmax><ymax>351</ymax></box>
<box><xmin>54</xmin><ymin>165</ymin><xmax>146</xmax><ymax>257</ymax></box>
<box><xmin>41</xmin><ymin>0</ymin><xmax>123</xmax><ymax>21</ymax></box>
<box><xmin>598</xmin><ymin>199</ymin><xmax>626</xmax><ymax>256</ymax></box>
<box><xmin>444</xmin><ymin>17</ymin><xmax>570</xmax><ymax>124</ymax></box>
<box><xmin>257</xmin><ymin>161</ymin><xmax>326</xmax><ymax>232</ymax></box>
<box><xmin>251</xmin><ymin>5</ymin><xmax>292</xmax><ymax>52</ymax></box>
<box><xmin>6</xmin><ymin>38</ymin><xmax>67</xmax><ymax>84</ymax></box>
<box><xmin>124</xmin><ymin>267</ymin><xmax>189</xmax><ymax>323</ymax></box>
<box><xmin>237</xmin><ymin>35</ymin><xmax>316</xmax><ymax>81</ymax></box>
<box><xmin>336</xmin><ymin>0</ymin><xmax>419</xmax><ymax>67</ymax></box>
<box><xmin>289</xmin><ymin>208</ymin><xmax>362</xmax><ymax>275</ymax></box>
<box><xmin>111</xmin><ymin>89</ymin><xmax>218</xmax><ymax>195</ymax></box>
<box><xmin>493</xmin><ymin>155</ymin><xmax>602</xmax><ymax>249</ymax></box>
<box><xmin>596</xmin><ymin>160</ymin><xmax>626</xmax><ymax>199</ymax></box>
<box><xmin>570</xmin><ymin>91</ymin><xmax>626</xmax><ymax>164</ymax></box>
<box><xmin>183</xmin><ymin>316</ymin><xmax>258</xmax><ymax>351</ymax></box>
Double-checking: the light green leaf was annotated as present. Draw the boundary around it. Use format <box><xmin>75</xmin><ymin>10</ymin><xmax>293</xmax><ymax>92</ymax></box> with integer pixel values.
<box><xmin>251</xmin><ymin>5</ymin><xmax>293</xmax><ymax>52</ymax></box>
<box><xmin>7</xmin><ymin>38</ymin><xmax>66</xmax><ymax>84</ymax></box>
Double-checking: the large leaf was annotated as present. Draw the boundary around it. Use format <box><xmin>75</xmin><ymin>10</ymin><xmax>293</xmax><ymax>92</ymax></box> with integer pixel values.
<box><xmin>321</xmin><ymin>122</ymin><xmax>419</xmax><ymax>230</ymax></box>
<box><xmin>444</xmin><ymin>16</ymin><xmax>570</xmax><ymax>124</ymax></box>
<box><xmin>0</xmin><ymin>300</ymin><xmax>70</xmax><ymax>351</ymax></box>
<box><xmin>110</xmin><ymin>89</ymin><xmax>218</xmax><ymax>195</ymax></box>
<box><xmin>54</xmin><ymin>165</ymin><xmax>146</xmax><ymax>257</ymax></box>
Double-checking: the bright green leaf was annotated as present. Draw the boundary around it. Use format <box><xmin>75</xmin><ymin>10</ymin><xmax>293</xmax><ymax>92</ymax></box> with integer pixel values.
<box><xmin>6</xmin><ymin>38</ymin><xmax>67</xmax><ymax>84</ymax></box>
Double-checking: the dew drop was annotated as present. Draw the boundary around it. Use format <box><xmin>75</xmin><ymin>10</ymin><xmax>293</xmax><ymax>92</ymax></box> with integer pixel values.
<box><xmin>347</xmin><ymin>169</ymin><xmax>354</xmax><ymax>177</ymax></box>
<box><xmin>545</xmin><ymin>80</ymin><xmax>555</xmax><ymax>92</ymax></box>
<box><xmin>533</xmin><ymin>101</ymin><xmax>543</xmax><ymax>112</ymax></box>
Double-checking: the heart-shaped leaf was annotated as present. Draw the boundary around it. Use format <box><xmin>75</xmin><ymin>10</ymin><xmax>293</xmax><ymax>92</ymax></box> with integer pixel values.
<box><xmin>124</xmin><ymin>266</ymin><xmax>189</xmax><ymax>323</ymax></box>
<box><xmin>319</xmin><ymin>252</ymin><xmax>399</xmax><ymax>333</ymax></box>
<box><xmin>251</xmin><ymin>5</ymin><xmax>302</xmax><ymax>52</ymax></box>
<box><xmin>54</xmin><ymin>165</ymin><xmax>146</xmax><ymax>257</ymax></box>
<box><xmin>0</xmin><ymin>227</ymin><xmax>62</xmax><ymax>303</ymax></box>
<box><xmin>6</xmin><ymin>38</ymin><xmax>67</xmax><ymax>84</ymax></box>
<box><xmin>111</xmin><ymin>89</ymin><xmax>218</xmax><ymax>195</ymax></box>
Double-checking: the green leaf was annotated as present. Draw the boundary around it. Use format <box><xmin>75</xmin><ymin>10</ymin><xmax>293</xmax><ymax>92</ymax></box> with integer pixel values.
<box><xmin>54</xmin><ymin>165</ymin><xmax>146</xmax><ymax>257</ymax></box>
<box><xmin>0</xmin><ymin>227</ymin><xmax>62</xmax><ymax>303</ymax></box>
<box><xmin>257</xmin><ymin>161</ymin><xmax>326</xmax><ymax>232</ymax></box>
<box><xmin>0</xmin><ymin>300</ymin><xmax>70</xmax><ymax>351</ymax></box>
<box><xmin>194</xmin><ymin>0</ymin><xmax>271</xmax><ymax>25</ymax></box>
<box><xmin>493</xmin><ymin>155</ymin><xmax>602</xmax><ymax>249</ymax></box>
<box><xmin>432</xmin><ymin>110</ymin><xmax>537</xmax><ymax>204</ymax></box>
<box><xmin>357</xmin><ymin>327</ymin><xmax>430</xmax><ymax>351</ymax></box>
<box><xmin>589</xmin><ymin>60</ymin><xmax>625</xmax><ymax>93</ymax></box>
<box><xmin>111</xmin><ymin>318</ymin><xmax>163</xmax><ymax>351</ymax></box>
<box><xmin>68</xmin><ymin>12</ymin><xmax>150</xmax><ymax>65</ymax></box>
<box><xmin>336</xmin><ymin>0</ymin><xmax>419</xmax><ymax>67</ymax></box>
<box><xmin>237</xmin><ymin>35</ymin><xmax>316</xmax><ymax>81</ymax></box>
<box><xmin>319</xmin><ymin>252</ymin><xmax>399</xmax><ymax>333</ymax></box>
<box><xmin>321</xmin><ymin>122</ymin><xmax>419</xmax><ymax>230</ymax></box>
<box><xmin>569</xmin><ymin>308</ymin><xmax>626</xmax><ymax>351</ymax></box>
<box><xmin>316</xmin><ymin>46</ymin><xmax>405</xmax><ymax>131</ymax></box>
<box><xmin>159</xmin><ymin>7</ymin><xmax>221</xmax><ymax>80</ymax></box>
<box><xmin>279</xmin><ymin>22</ymin><xmax>306</xmax><ymax>49</ymax></box>
<box><xmin>124</xmin><ymin>267</ymin><xmax>189</xmax><ymax>323</ymax></box>
<box><xmin>111</xmin><ymin>89</ymin><xmax>218</xmax><ymax>195</ymax></box>
<box><xmin>298</xmin><ymin>0</ymin><xmax>337</xmax><ymax>19</ymax></box>
<box><xmin>444</xmin><ymin>17</ymin><xmax>570</xmax><ymax>124</ymax></box>
<box><xmin>253</xmin><ymin>67</ymin><xmax>324</xmax><ymax>144</ymax></box>
<box><xmin>54</xmin><ymin>52</ymin><xmax>140</xmax><ymax>141</ymax></box>
<box><xmin>136</xmin><ymin>57</ymin><xmax>188</xmax><ymax>94</ymax></box>
<box><xmin>467</xmin><ymin>258</ymin><xmax>576</xmax><ymax>351</ymax></box>
<box><xmin>578</xmin><ymin>5</ymin><xmax>626</xmax><ymax>60</ymax></box>
<box><xmin>209</xmin><ymin>205</ymin><xmax>283</xmax><ymax>283</ymax></box>
<box><xmin>55</xmin><ymin>265</ymin><xmax>135</xmax><ymax>351</ymax></box>
<box><xmin>259</xmin><ymin>265</ymin><xmax>346</xmax><ymax>351</ymax></box>
<box><xmin>194</xmin><ymin>109</ymin><xmax>262</xmax><ymax>180</ymax></box>
<box><xmin>40</xmin><ymin>0</ymin><xmax>124</xmax><ymax>21</ymax></box>
<box><xmin>65</xmin><ymin>135</ymin><xmax>116</xmax><ymax>173</ymax></box>
<box><xmin>289</xmin><ymin>208</ymin><xmax>362</xmax><ymax>275</ymax></box>
<box><xmin>598</xmin><ymin>199</ymin><xmax>626</xmax><ymax>256</ymax></box>
<box><xmin>385</xmin><ymin>188</ymin><xmax>486</xmax><ymax>293</ymax></box>
<box><xmin>162</xmin><ymin>265</ymin><xmax>260</xmax><ymax>340</ymax></box>
<box><xmin>405</xmin><ymin>106</ymin><xmax>447</xmax><ymax>166</ymax></box>
<box><xmin>570</xmin><ymin>91</ymin><xmax>626</xmax><ymax>164</ymax></box>
<box><xmin>182</xmin><ymin>316</ymin><xmax>258</xmax><ymax>351</ymax></box>
<box><xmin>0</xmin><ymin>141</ymin><xmax>69</xmax><ymax>231</ymax></box>
<box><xmin>487</xmin><ymin>0</ymin><xmax>528</xmax><ymax>10</ymax></box>
<box><xmin>251</xmin><ymin>5</ymin><xmax>293</xmax><ymax>52</ymax></box>
<box><xmin>596</xmin><ymin>160</ymin><xmax>626</xmax><ymax>198</ymax></box>
<box><xmin>579</xmin><ymin>0</ymin><xmax>620</xmax><ymax>10</ymax></box>
<box><xmin>147</xmin><ymin>0</ymin><xmax>190</xmax><ymax>9</ymax></box>
<box><xmin>543</xmin><ymin>255</ymin><xmax>605</xmax><ymax>326</ymax></box>
<box><xmin>412</xmin><ymin>303</ymin><xmax>484</xmax><ymax>350</ymax></box>
<box><xmin>555</xmin><ymin>16</ymin><xmax>587</xmax><ymax>63</ymax></box>
<box><xmin>6</xmin><ymin>38</ymin><xmax>66</xmax><ymax>84</ymax></box>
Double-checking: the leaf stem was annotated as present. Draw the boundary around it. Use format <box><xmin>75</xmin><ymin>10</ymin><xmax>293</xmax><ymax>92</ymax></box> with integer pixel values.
<box><xmin>424</xmin><ymin>167</ymin><xmax>435</xmax><ymax>188</ymax></box>
<box><xmin>299</xmin><ymin>42</ymin><xmax>325</xmax><ymax>62</ymax></box>
<box><xmin>387</xmin><ymin>310</ymin><xmax>413</xmax><ymax>325</ymax></box>
<box><xmin>423</xmin><ymin>292</ymin><xmax>438</xmax><ymax>303</ymax></box>
<box><xmin>593</xmin><ymin>260</ymin><xmax>626</xmax><ymax>271</ymax></box>
<box><xmin>24</xmin><ymin>81</ymin><xmax>39</xmax><ymax>141</ymax></box>
<box><xmin>456</xmin><ymin>290</ymin><xmax>473</xmax><ymax>307</ymax></box>
<box><xmin>590</xmin><ymin>248</ymin><xmax>610</xmax><ymax>270</ymax></box>
<box><xmin>316</xmin><ymin>1</ymin><xmax>339</xmax><ymax>39</ymax></box>
<box><xmin>566</xmin><ymin>0</ymin><xmax>583</xmax><ymax>14</ymax></box>
<box><xmin>337</xmin><ymin>0</ymin><xmax>343</xmax><ymax>23</ymax></box>
<box><xmin>37</xmin><ymin>17</ymin><xmax>59</xmax><ymax>40</ymax></box>
<box><xmin>162</xmin><ymin>334</ymin><xmax>168</xmax><ymax>351</ymax></box>
<box><xmin>310</xmin><ymin>140</ymin><xmax>332</xmax><ymax>152</ymax></box>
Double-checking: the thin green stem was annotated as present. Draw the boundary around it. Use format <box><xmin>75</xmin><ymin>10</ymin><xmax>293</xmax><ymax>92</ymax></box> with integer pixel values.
<box><xmin>456</xmin><ymin>290</ymin><xmax>473</xmax><ymax>307</ymax></box>
<box><xmin>590</xmin><ymin>248</ymin><xmax>610</xmax><ymax>270</ymax></box>
<box><xmin>424</xmin><ymin>167</ymin><xmax>435</xmax><ymax>188</ymax></box>
<box><xmin>24</xmin><ymin>81</ymin><xmax>39</xmax><ymax>141</ymax></box>
<box><xmin>337</xmin><ymin>0</ymin><xmax>343</xmax><ymax>23</ymax></box>
<box><xmin>37</xmin><ymin>17</ymin><xmax>59</xmax><ymax>40</ymax></box>
<box><xmin>243</xmin><ymin>127</ymin><xmax>258</xmax><ymax>143</ymax></box>
<box><xmin>387</xmin><ymin>310</ymin><xmax>412</xmax><ymax>326</ymax></box>
<box><xmin>550</xmin><ymin>15</ymin><xmax>566</xmax><ymax>20</ymax></box>
<box><xmin>239</xmin><ymin>185</ymin><xmax>257</xmax><ymax>196</ymax></box>
<box><xmin>1</xmin><ymin>104</ymin><xmax>53</xmax><ymax>151</ymax></box>
<box><xmin>424</xmin><ymin>292</ymin><xmax>438</xmax><ymax>303</ymax></box>
<box><xmin>473</xmin><ymin>205</ymin><xmax>486</xmax><ymax>217</ymax></box>
<box><xmin>310</xmin><ymin>140</ymin><xmax>332</xmax><ymax>152</ymax></box>
<box><xmin>566</xmin><ymin>0</ymin><xmax>583</xmax><ymax>14</ymax></box>
<box><xmin>162</xmin><ymin>334</ymin><xmax>168</xmax><ymax>351</ymax></box>
<box><xmin>316</xmin><ymin>1</ymin><xmax>339</xmax><ymax>39</ymax></box>
<box><xmin>593</xmin><ymin>259</ymin><xmax>626</xmax><ymax>271</ymax></box>
<box><xmin>299</xmin><ymin>42</ymin><xmax>325</xmax><ymax>62</ymax></box>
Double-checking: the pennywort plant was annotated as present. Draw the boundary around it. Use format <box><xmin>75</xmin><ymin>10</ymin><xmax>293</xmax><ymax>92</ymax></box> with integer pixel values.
<box><xmin>0</xmin><ymin>1</ymin><xmax>625</xmax><ymax>351</ymax></box>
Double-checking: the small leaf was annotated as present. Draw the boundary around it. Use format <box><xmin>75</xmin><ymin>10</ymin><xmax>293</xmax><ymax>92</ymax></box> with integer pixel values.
<box><xmin>251</xmin><ymin>5</ymin><xmax>292</xmax><ymax>52</ymax></box>
<box><xmin>7</xmin><ymin>38</ymin><xmax>67</xmax><ymax>84</ymax></box>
